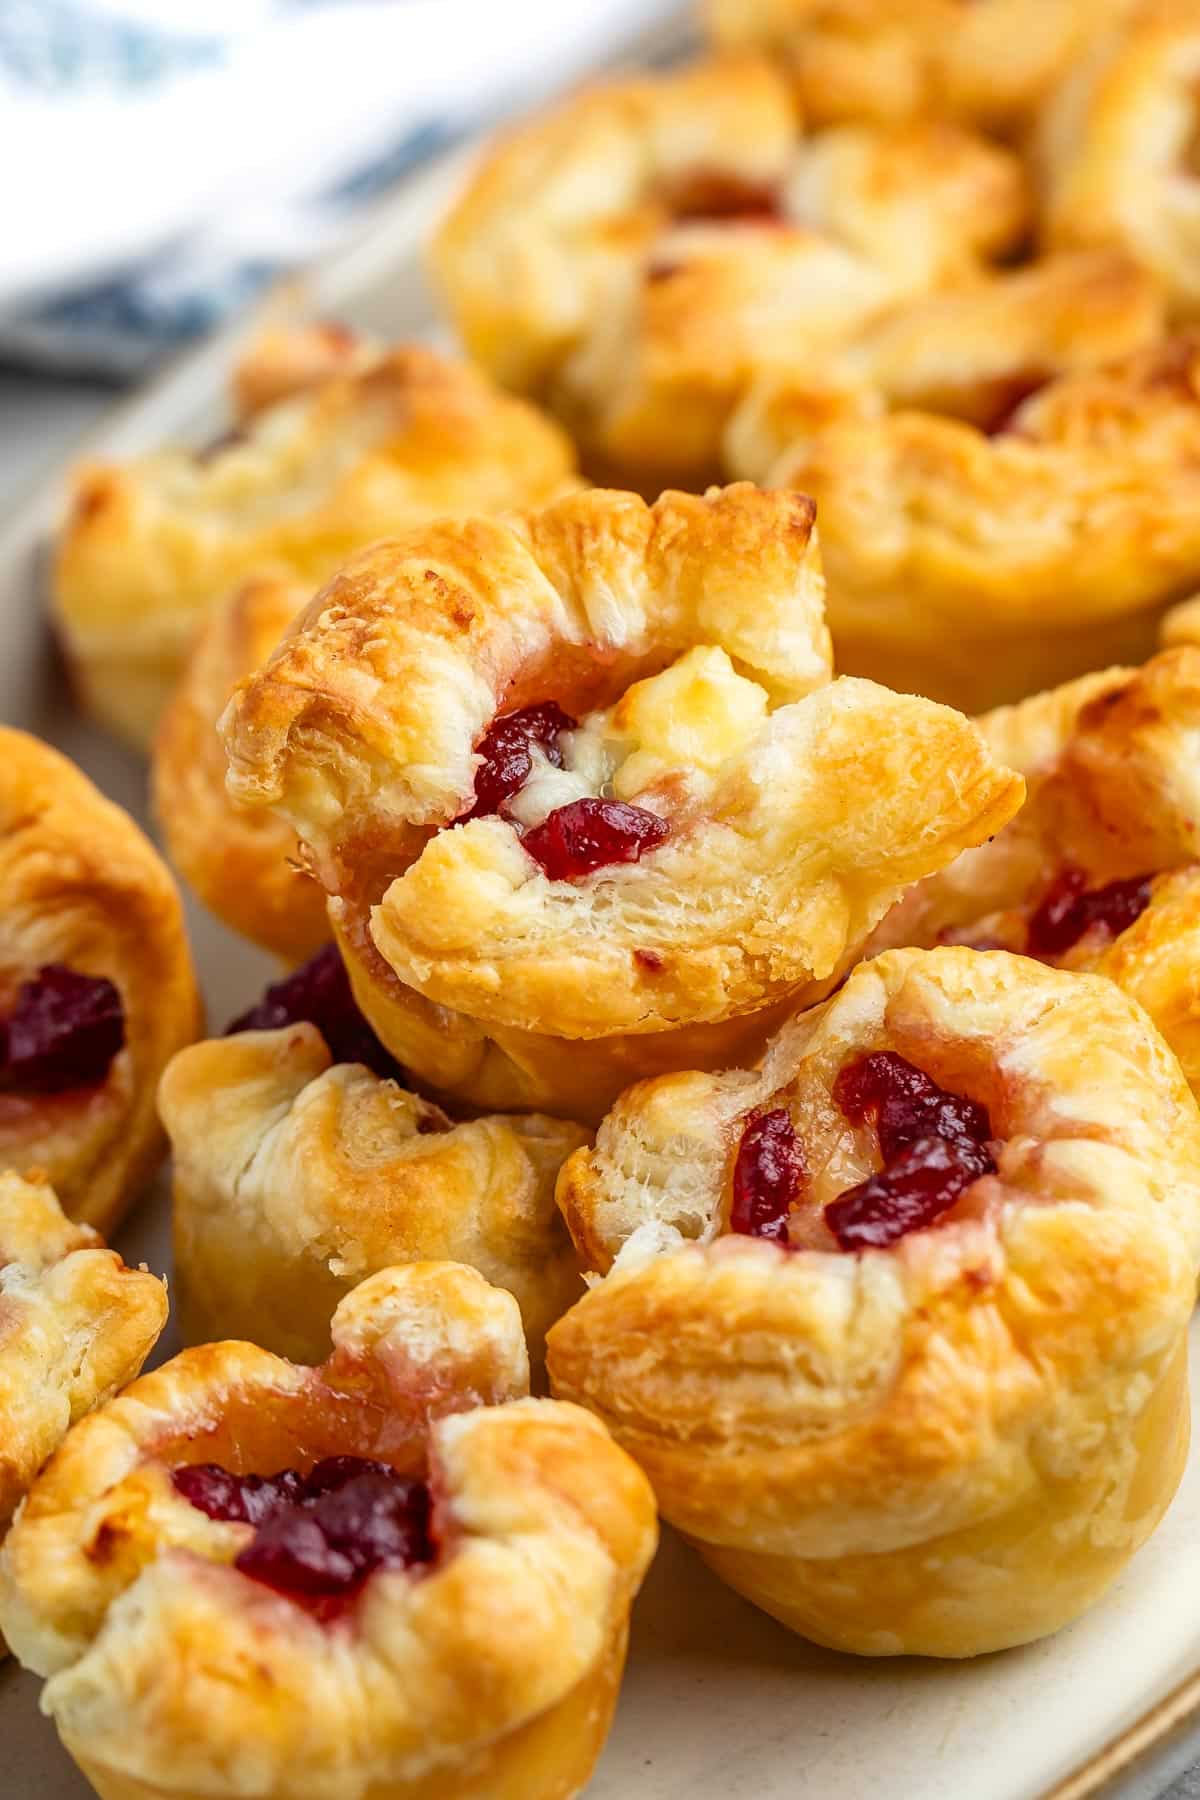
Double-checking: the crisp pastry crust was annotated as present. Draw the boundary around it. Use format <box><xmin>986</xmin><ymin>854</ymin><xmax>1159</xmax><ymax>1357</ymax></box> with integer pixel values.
<box><xmin>548</xmin><ymin>946</ymin><xmax>1200</xmax><ymax>1657</ymax></box>
<box><xmin>0</xmin><ymin>1262</ymin><xmax>657</xmax><ymax>1800</ymax></box>
<box><xmin>53</xmin><ymin>344</ymin><xmax>577</xmax><ymax>748</ymax></box>
<box><xmin>728</xmin><ymin>332</ymin><xmax>1200</xmax><ymax>713</ymax></box>
<box><xmin>231</xmin><ymin>321</ymin><xmax>371</xmax><ymax>420</ymax></box>
<box><xmin>221</xmin><ymin>485</ymin><xmax>1023</xmax><ymax>1120</ymax></box>
<box><xmin>703</xmin><ymin>0</ymin><xmax>1125</xmax><ymax>130</ymax></box>
<box><xmin>1039</xmin><ymin>4</ymin><xmax>1200</xmax><ymax>321</ymax></box>
<box><xmin>431</xmin><ymin>54</ymin><xmax>1028</xmax><ymax>487</ymax></box>
<box><xmin>0</xmin><ymin>728</ymin><xmax>201</xmax><ymax>1233</ymax></box>
<box><xmin>0</xmin><ymin>1170</ymin><xmax>166</xmax><ymax>1607</ymax></box>
<box><xmin>726</xmin><ymin>249</ymin><xmax>1165</xmax><ymax>459</ymax></box>
<box><xmin>160</xmin><ymin>1023</ymin><xmax>588</xmax><ymax>1368</ymax></box>
<box><xmin>871</xmin><ymin>648</ymin><xmax>1200</xmax><ymax>1098</ymax></box>
<box><xmin>153</xmin><ymin>575</ymin><xmax>327</xmax><ymax>963</ymax></box>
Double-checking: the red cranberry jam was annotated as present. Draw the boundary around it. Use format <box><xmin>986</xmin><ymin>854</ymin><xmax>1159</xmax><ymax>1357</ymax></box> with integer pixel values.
<box><xmin>730</xmin><ymin>1109</ymin><xmax>805</xmax><ymax>1244</ymax></box>
<box><xmin>173</xmin><ymin>1456</ymin><xmax>434</xmax><ymax>1602</ymax></box>
<box><xmin>1026</xmin><ymin>867</ymin><xmax>1153</xmax><ymax>961</ymax></box>
<box><xmin>825</xmin><ymin>1051</ymin><xmax>995</xmax><ymax>1251</ymax></box>
<box><xmin>468</xmin><ymin>702</ymin><xmax>576</xmax><ymax>820</ymax></box>
<box><xmin>521</xmin><ymin>797</ymin><xmax>669</xmax><ymax>881</ymax></box>
<box><xmin>226</xmin><ymin>943</ymin><xmax>403</xmax><ymax>1079</ymax></box>
<box><xmin>0</xmin><ymin>964</ymin><xmax>125</xmax><ymax>1093</ymax></box>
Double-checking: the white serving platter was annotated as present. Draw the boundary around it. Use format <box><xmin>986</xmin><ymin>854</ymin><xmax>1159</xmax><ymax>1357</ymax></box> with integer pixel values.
<box><xmin>4</xmin><ymin>48</ymin><xmax>1200</xmax><ymax>1800</ymax></box>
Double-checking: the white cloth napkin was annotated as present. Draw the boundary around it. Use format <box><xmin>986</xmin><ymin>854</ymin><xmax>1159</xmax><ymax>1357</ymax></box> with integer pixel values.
<box><xmin>0</xmin><ymin>0</ymin><xmax>684</xmax><ymax>374</ymax></box>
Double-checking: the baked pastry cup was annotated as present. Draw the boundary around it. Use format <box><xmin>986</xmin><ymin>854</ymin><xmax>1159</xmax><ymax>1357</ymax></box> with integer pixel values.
<box><xmin>548</xmin><ymin>945</ymin><xmax>1200</xmax><ymax>1658</ymax></box>
<box><xmin>0</xmin><ymin>1261</ymin><xmax>658</xmax><ymax>1800</ymax></box>
<box><xmin>703</xmin><ymin>0</ymin><xmax>1117</xmax><ymax>131</ymax></box>
<box><xmin>159</xmin><ymin>946</ymin><xmax>588</xmax><ymax>1366</ymax></box>
<box><xmin>220</xmin><ymin>484</ymin><xmax>1024</xmax><ymax>1121</ymax></box>
<box><xmin>54</xmin><ymin>343</ymin><xmax>577</xmax><ymax>748</ymax></box>
<box><xmin>0</xmin><ymin>727</ymin><xmax>201</xmax><ymax>1233</ymax></box>
<box><xmin>0</xmin><ymin>1169</ymin><xmax>166</xmax><ymax>1654</ymax></box>
<box><xmin>728</xmin><ymin>332</ymin><xmax>1200</xmax><ymax>713</ymax></box>
<box><xmin>154</xmin><ymin>574</ymin><xmax>328</xmax><ymax>963</ymax></box>
<box><xmin>1039</xmin><ymin>5</ymin><xmax>1200</xmax><ymax>322</ymax></box>
<box><xmin>431</xmin><ymin>53</ymin><xmax>1028</xmax><ymax>489</ymax></box>
<box><xmin>871</xmin><ymin>646</ymin><xmax>1200</xmax><ymax>1099</ymax></box>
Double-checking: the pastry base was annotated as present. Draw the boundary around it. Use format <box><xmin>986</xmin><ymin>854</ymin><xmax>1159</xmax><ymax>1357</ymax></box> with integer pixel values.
<box><xmin>698</xmin><ymin>1337</ymin><xmax>1190</xmax><ymax>1659</ymax></box>
<box><xmin>65</xmin><ymin>1623</ymin><xmax>627</xmax><ymax>1800</ymax></box>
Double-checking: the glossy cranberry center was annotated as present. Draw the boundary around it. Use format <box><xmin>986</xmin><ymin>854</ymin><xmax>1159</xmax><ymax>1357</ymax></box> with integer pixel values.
<box><xmin>730</xmin><ymin>1109</ymin><xmax>805</xmax><ymax>1244</ymax></box>
<box><xmin>825</xmin><ymin>1051</ymin><xmax>995</xmax><ymax>1251</ymax></box>
<box><xmin>0</xmin><ymin>964</ymin><xmax>125</xmax><ymax>1093</ymax></box>
<box><xmin>226</xmin><ymin>943</ymin><xmax>403</xmax><ymax>1079</ymax></box>
<box><xmin>1025</xmin><ymin>867</ymin><xmax>1153</xmax><ymax>960</ymax></box>
<box><xmin>521</xmin><ymin>797</ymin><xmax>669</xmax><ymax>881</ymax></box>
<box><xmin>468</xmin><ymin>701</ymin><xmax>576</xmax><ymax>821</ymax></box>
<box><xmin>173</xmin><ymin>1456</ymin><xmax>434</xmax><ymax>1601</ymax></box>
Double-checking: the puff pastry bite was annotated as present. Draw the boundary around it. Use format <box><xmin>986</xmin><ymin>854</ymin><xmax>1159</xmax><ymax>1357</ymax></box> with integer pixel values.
<box><xmin>0</xmin><ymin>1261</ymin><xmax>657</xmax><ymax>1800</ymax></box>
<box><xmin>703</xmin><ymin>0</ymin><xmax>1124</xmax><ymax>131</ymax></box>
<box><xmin>548</xmin><ymin>945</ymin><xmax>1200</xmax><ymax>1658</ymax></box>
<box><xmin>54</xmin><ymin>344</ymin><xmax>577</xmax><ymax>748</ymax></box>
<box><xmin>160</xmin><ymin>943</ymin><xmax>588</xmax><ymax>1367</ymax></box>
<box><xmin>431</xmin><ymin>54</ymin><xmax>1028</xmax><ymax>488</ymax></box>
<box><xmin>872</xmin><ymin>648</ymin><xmax>1200</xmax><ymax>1099</ymax></box>
<box><xmin>0</xmin><ymin>727</ymin><xmax>201</xmax><ymax>1234</ymax></box>
<box><xmin>1040</xmin><ymin>4</ymin><xmax>1200</xmax><ymax>321</ymax></box>
<box><xmin>154</xmin><ymin>575</ymin><xmax>327</xmax><ymax>963</ymax></box>
<box><xmin>729</xmin><ymin>332</ymin><xmax>1200</xmax><ymax>712</ymax></box>
<box><xmin>0</xmin><ymin>1169</ymin><xmax>166</xmax><ymax>1655</ymax></box>
<box><xmin>220</xmin><ymin>484</ymin><xmax>1023</xmax><ymax>1121</ymax></box>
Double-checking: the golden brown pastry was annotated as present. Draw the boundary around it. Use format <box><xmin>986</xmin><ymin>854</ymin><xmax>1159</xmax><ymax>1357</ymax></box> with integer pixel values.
<box><xmin>704</xmin><ymin>0</ymin><xmax>1126</xmax><ymax>130</ymax></box>
<box><xmin>153</xmin><ymin>575</ymin><xmax>327</xmax><ymax>963</ymax></box>
<box><xmin>727</xmin><ymin>249</ymin><xmax>1165</xmax><ymax>457</ymax></box>
<box><xmin>220</xmin><ymin>484</ymin><xmax>1024</xmax><ymax>1121</ymax></box>
<box><xmin>231</xmin><ymin>320</ymin><xmax>371</xmax><ymax>419</ymax></box>
<box><xmin>1039</xmin><ymin>3</ymin><xmax>1200</xmax><ymax>321</ymax></box>
<box><xmin>871</xmin><ymin>648</ymin><xmax>1200</xmax><ymax>1097</ymax></box>
<box><xmin>0</xmin><ymin>1261</ymin><xmax>657</xmax><ymax>1800</ymax></box>
<box><xmin>160</xmin><ymin>948</ymin><xmax>588</xmax><ymax>1366</ymax></box>
<box><xmin>54</xmin><ymin>343</ymin><xmax>577</xmax><ymax>748</ymax></box>
<box><xmin>0</xmin><ymin>1169</ymin><xmax>166</xmax><ymax>1655</ymax></box>
<box><xmin>0</xmin><ymin>727</ymin><xmax>201</xmax><ymax>1233</ymax></box>
<box><xmin>431</xmin><ymin>54</ymin><xmax>1028</xmax><ymax>488</ymax></box>
<box><xmin>548</xmin><ymin>945</ymin><xmax>1200</xmax><ymax>1657</ymax></box>
<box><xmin>728</xmin><ymin>332</ymin><xmax>1200</xmax><ymax>713</ymax></box>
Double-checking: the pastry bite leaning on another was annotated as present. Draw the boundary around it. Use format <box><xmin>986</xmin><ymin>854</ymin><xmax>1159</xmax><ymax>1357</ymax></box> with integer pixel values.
<box><xmin>431</xmin><ymin>53</ymin><xmax>1028</xmax><ymax>488</ymax></box>
<box><xmin>54</xmin><ymin>337</ymin><xmax>577</xmax><ymax>748</ymax></box>
<box><xmin>0</xmin><ymin>727</ymin><xmax>201</xmax><ymax>1234</ymax></box>
<box><xmin>0</xmin><ymin>1170</ymin><xmax>166</xmax><ymax>1655</ymax></box>
<box><xmin>548</xmin><ymin>946</ymin><xmax>1200</xmax><ymax>1658</ymax></box>
<box><xmin>0</xmin><ymin>1261</ymin><xmax>657</xmax><ymax>1800</ymax></box>
<box><xmin>160</xmin><ymin>943</ymin><xmax>588</xmax><ymax>1369</ymax></box>
<box><xmin>154</xmin><ymin>574</ymin><xmax>328</xmax><ymax>964</ymax></box>
<box><xmin>220</xmin><ymin>484</ymin><xmax>1024</xmax><ymax>1123</ymax></box>
<box><xmin>871</xmin><ymin>648</ymin><xmax>1200</xmax><ymax>1098</ymax></box>
<box><xmin>702</xmin><ymin>0</ymin><xmax>1123</xmax><ymax>131</ymax></box>
<box><xmin>729</xmin><ymin>331</ymin><xmax>1200</xmax><ymax>713</ymax></box>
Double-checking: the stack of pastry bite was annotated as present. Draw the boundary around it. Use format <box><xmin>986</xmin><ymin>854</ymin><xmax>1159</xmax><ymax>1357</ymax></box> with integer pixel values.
<box><xmin>10</xmin><ymin>3</ymin><xmax>1200</xmax><ymax>1797</ymax></box>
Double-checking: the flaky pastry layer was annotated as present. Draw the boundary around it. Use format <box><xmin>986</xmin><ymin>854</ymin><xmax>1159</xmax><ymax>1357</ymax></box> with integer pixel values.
<box><xmin>549</xmin><ymin>946</ymin><xmax>1200</xmax><ymax>1656</ymax></box>
<box><xmin>0</xmin><ymin>1263</ymin><xmax>657</xmax><ymax>1800</ymax></box>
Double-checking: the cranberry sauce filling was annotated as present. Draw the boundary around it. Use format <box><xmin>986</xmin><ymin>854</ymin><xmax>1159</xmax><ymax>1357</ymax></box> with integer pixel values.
<box><xmin>521</xmin><ymin>797</ymin><xmax>670</xmax><ymax>881</ymax></box>
<box><xmin>468</xmin><ymin>702</ymin><xmax>577</xmax><ymax>821</ymax></box>
<box><xmin>0</xmin><ymin>965</ymin><xmax>125</xmax><ymax>1093</ymax></box>
<box><xmin>1025</xmin><ymin>866</ymin><xmax>1153</xmax><ymax>961</ymax></box>
<box><xmin>730</xmin><ymin>1109</ymin><xmax>805</xmax><ymax>1244</ymax></box>
<box><xmin>664</xmin><ymin>169</ymin><xmax>782</xmax><ymax>225</ymax></box>
<box><xmin>173</xmin><ymin>1456</ymin><xmax>434</xmax><ymax>1602</ymax></box>
<box><xmin>824</xmin><ymin>1051</ymin><xmax>995</xmax><ymax>1251</ymax></box>
<box><xmin>225</xmin><ymin>943</ymin><xmax>403</xmax><ymax>1079</ymax></box>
